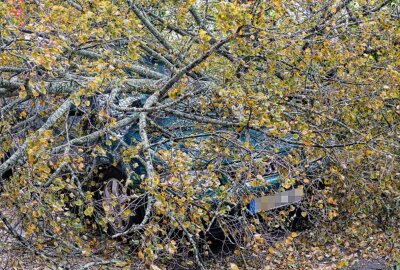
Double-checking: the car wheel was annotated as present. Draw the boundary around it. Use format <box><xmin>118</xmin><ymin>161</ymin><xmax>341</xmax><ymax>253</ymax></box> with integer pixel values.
<box><xmin>93</xmin><ymin>166</ymin><xmax>144</xmax><ymax>235</ymax></box>
<box><xmin>102</xmin><ymin>177</ymin><xmax>135</xmax><ymax>234</ymax></box>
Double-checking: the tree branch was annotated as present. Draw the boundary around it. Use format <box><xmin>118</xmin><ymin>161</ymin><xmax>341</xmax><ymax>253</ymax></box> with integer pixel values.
<box><xmin>0</xmin><ymin>98</ymin><xmax>73</xmax><ymax>177</ymax></box>
<box><xmin>129</xmin><ymin>2</ymin><xmax>174</xmax><ymax>52</ymax></box>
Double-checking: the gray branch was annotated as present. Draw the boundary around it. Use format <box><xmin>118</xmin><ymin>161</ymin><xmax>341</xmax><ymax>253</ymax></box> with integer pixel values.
<box><xmin>129</xmin><ymin>2</ymin><xmax>174</xmax><ymax>52</ymax></box>
<box><xmin>0</xmin><ymin>99</ymin><xmax>73</xmax><ymax>177</ymax></box>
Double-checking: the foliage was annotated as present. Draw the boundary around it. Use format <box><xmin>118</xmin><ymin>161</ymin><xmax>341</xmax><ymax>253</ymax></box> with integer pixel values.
<box><xmin>0</xmin><ymin>0</ymin><xmax>399</xmax><ymax>269</ymax></box>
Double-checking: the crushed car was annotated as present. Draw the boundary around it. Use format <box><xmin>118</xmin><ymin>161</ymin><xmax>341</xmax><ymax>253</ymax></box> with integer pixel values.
<box><xmin>0</xmin><ymin>58</ymin><xmax>325</xmax><ymax>241</ymax></box>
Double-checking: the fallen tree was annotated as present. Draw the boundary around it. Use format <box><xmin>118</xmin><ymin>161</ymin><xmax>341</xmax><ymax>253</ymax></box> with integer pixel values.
<box><xmin>0</xmin><ymin>0</ymin><xmax>399</xmax><ymax>269</ymax></box>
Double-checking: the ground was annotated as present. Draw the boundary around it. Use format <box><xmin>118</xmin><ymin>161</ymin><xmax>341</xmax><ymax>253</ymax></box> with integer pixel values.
<box><xmin>1</xmin><ymin>220</ymin><xmax>398</xmax><ymax>269</ymax></box>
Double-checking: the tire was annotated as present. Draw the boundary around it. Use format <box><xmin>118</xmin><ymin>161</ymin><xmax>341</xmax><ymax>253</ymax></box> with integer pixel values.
<box><xmin>93</xmin><ymin>166</ymin><xmax>145</xmax><ymax>235</ymax></box>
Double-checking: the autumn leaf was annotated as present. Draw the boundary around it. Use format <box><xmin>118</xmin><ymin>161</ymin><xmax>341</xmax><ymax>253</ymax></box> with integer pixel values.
<box><xmin>150</xmin><ymin>265</ymin><xmax>162</xmax><ymax>270</ymax></box>
<box><xmin>230</xmin><ymin>263</ymin><xmax>240</xmax><ymax>270</ymax></box>
<box><xmin>0</xmin><ymin>0</ymin><xmax>398</xmax><ymax>268</ymax></box>
<box><xmin>84</xmin><ymin>206</ymin><xmax>94</xmax><ymax>216</ymax></box>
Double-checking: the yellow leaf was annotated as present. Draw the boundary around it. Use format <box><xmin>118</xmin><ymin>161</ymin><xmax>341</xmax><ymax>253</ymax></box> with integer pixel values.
<box><xmin>248</xmin><ymin>224</ymin><xmax>256</xmax><ymax>232</ymax></box>
<box><xmin>337</xmin><ymin>260</ymin><xmax>348</xmax><ymax>268</ymax></box>
<box><xmin>95</xmin><ymin>145</ymin><xmax>107</xmax><ymax>155</ymax></box>
<box><xmin>304</xmin><ymin>140</ymin><xmax>313</xmax><ymax>146</ymax></box>
<box><xmin>84</xmin><ymin>206</ymin><xmax>94</xmax><ymax>216</ymax></box>
<box><xmin>138</xmin><ymin>250</ymin><xmax>144</xmax><ymax>259</ymax></box>
<box><xmin>32</xmin><ymin>90</ymin><xmax>40</xmax><ymax>97</ymax></box>
<box><xmin>115</xmin><ymin>261</ymin><xmax>129</xmax><ymax>267</ymax></box>
<box><xmin>282</xmin><ymin>180</ymin><xmax>292</xmax><ymax>189</ymax></box>
<box><xmin>26</xmin><ymin>223</ymin><xmax>37</xmax><ymax>235</ymax></box>
<box><xmin>327</xmin><ymin>197</ymin><xmax>337</xmax><ymax>205</ymax></box>
<box><xmin>199</xmin><ymin>29</ymin><xmax>211</xmax><ymax>42</ymax></box>
<box><xmin>285</xmin><ymin>237</ymin><xmax>293</xmax><ymax>244</ymax></box>
<box><xmin>230</xmin><ymin>263</ymin><xmax>240</xmax><ymax>270</ymax></box>
<box><xmin>73</xmin><ymin>96</ymin><xmax>81</xmax><ymax>106</ymax></box>
<box><xmin>150</xmin><ymin>264</ymin><xmax>161</xmax><ymax>270</ymax></box>
<box><xmin>328</xmin><ymin>210</ymin><xmax>339</xmax><ymax>220</ymax></box>
<box><xmin>43</xmin><ymin>129</ymin><xmax>53</xmax><ymax>138</ymax></box>
<box><xmin>122</xmin><ymin>209</ymin><xmax>132</xmax><ymax>218</ymax></box>
<box><xmin>19</xmin><ymin>85</ymin><xmax>27</xmax><ymax>98</ymax></box>
<box><xmin>19</xmin><ymin>111</ymin><xmax>27</xmax><ymax>118</ymax></box>
<box><xmin>19</xmin><ymin>90</ymin><xmax>28</xmax><ymax>99</ymax></box>
<box><xmin>39</xmin><ymin>86</ymin><xmax>47</xmax><ymax>94</ymax></box>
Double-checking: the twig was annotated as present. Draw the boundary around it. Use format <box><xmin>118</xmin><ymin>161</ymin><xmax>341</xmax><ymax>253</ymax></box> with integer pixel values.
<box><xmin>170</xmin><ymin>215</ymin><xmax>206</xmax><ymax>270</ymax></box>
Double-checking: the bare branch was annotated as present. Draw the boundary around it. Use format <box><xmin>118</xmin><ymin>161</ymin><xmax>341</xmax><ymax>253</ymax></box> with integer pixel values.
<box><xmin>129</xmin><ymin>2</ymin><xmax>174</xmax><ymax>52</ymax></box>
<box><xmin>0</xmin><ymin>98</ymin><xmax>73</xmax><ymax>177</ymax></box>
